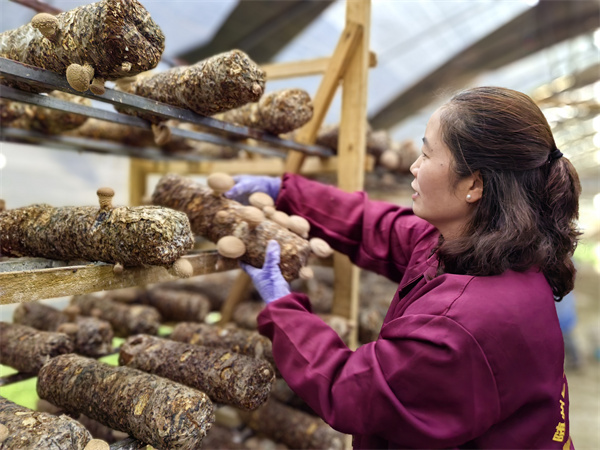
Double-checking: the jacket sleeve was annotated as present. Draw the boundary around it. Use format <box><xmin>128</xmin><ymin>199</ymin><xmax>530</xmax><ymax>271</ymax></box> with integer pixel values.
<box><xmin>276</xmin><ymin>173</ymin><xmax>437</xmax><ymax>282</ymax></box>
<box><xmin>258</xmin><ymin>293</ymin><xmax>501</xmax><ymax>448</ymax></box>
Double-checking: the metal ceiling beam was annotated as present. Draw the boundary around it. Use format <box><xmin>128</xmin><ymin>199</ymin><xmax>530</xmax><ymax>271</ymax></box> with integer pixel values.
<box><xmin>370</xmin><ymin>0</ymin><xmax>600</xmax><ymax>130</ymax></box>
<box><xmin>177</xmin><ymin>0</ymin><xmax>334</xmax><ymax>65</ymax></box>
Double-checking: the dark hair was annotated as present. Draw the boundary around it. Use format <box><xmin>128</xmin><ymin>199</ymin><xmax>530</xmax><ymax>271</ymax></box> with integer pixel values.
<box><xmin>437</xmin><ymin>86</ymin><xmax>581</xmax><ymax>300</ymax></box>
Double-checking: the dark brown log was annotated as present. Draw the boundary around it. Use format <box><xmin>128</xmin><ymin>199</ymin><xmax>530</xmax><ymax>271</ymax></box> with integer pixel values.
<box><xmin>13</xmin><ymin>300</ymin><xmax>69</xmax><ymax>331</ymax></box>
<box><xmin>0</xmin><ymin>322</ymin><xmax>73</xmax><ymax>374</ymax></box>
<box><xmin>270</xmin><ymin>378</ymin><xmax>314</xmax><ymax>415</ymax></box>
<box><xmin>37</xmin><ymin>354</ymin><xmax>214</xmax><ymax>450</ymax></box>
<box><xmin>201</xmin><ymin>424</ymin><xmax>247</xmax><ymax>449</ymax></box>
<box><xmin>141</xmin><ymin>287</ymin><xmax>211</xmax><ymax>322</ymax></box>
<box><xmin>218</xmin><ymin>89</ymin><xmax>313</xmax><ymax>135</ymax></box>
<box><xmin>116</xmin><ymin>50</ymin><xmax>265</xmax><ymax>123</ymax></box>
<box><xmin>232</xmin><ymin>301</ymin><xmax>265</xmax><ymax>330</ymax></box>
<box><xmin>0</xmin><ymin>395</ymin><xmax>92</xmax><ymax>449</ymax></box>
<box><xmin>0</xmin><ymin>91</ymin><xmax>90</xmax><ymax>134</ymax></box>
<box><xmin>171</xmin><ymin>322</ymin><xmax>274</xmax><ymax>368</ymax></box>
<box><xmin>64</xmin><ymin>118</ymin><xmax>196</xmax><ymax>153</ymax></box>
<box><xmin>0</xmin><ymin>0</ymin><xmax>164</xmax><ymax>93</ymax></box>
<box><xmin>119</xmin><ymin>334</ymin><xmax>275</xmax><ymax>410</ymax></box>
<box><xmin>156</xmin><ymin>271</ymin><xmax>243</xmax><ymax>311</ymax></box>
<box><xmin>152</xmin><ymin>174</ymin><xmax>311</xmax><ymax>281</ymax></box>
<box><xmin>239</xmin><ymin>398</ymin><xmax>345</xmax><ymax>450</ymax></box>
<box><xmin>0</xmin><ymin>203</ymin><xmax>194</xmax><ymax>266</ymax></box>
<box><xmin>70</xmin><ymin>294</ymin><xmax>160</xmax><ymax>337</ymax></box>
<box><xmin>13</xmin><ymin>301</ymin><xmax>114</xmax><ymax>356</ymax></box>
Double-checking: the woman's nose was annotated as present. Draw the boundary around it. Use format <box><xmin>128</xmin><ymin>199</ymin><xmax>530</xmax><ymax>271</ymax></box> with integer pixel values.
<box><xmin>410</xmin><ymin>156</ymin><xmax>420</xmax><ymax>176</ymax></box>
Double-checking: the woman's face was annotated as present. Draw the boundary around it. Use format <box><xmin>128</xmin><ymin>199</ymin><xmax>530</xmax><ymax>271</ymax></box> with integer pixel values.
<box><xmin>409</xmin><ymin>107</ymin><xmax>479</xmax><ymax>239</ymax></box>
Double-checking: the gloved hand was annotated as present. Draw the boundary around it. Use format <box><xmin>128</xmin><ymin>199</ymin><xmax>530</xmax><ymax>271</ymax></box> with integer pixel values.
<box><xmin>240</xmin><ymin>240</ymin><xmax>290</xmax><ymax>304</ymax></box>
<box><xmin>224</xmin><ymin>175</ymin><xmax>281</xmax><ymax>205</ymax></box>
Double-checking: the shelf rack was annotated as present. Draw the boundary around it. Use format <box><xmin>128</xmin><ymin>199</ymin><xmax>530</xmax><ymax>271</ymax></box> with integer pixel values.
<box><xmin>0</xmin><ymin>0</ymin><xmax>372</xmax><ymax>353</ymax></box>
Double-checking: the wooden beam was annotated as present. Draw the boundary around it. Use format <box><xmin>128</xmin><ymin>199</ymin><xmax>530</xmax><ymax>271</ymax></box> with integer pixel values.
<box><xmin>0</xmin><ymin>252</ymin><xmax>238</xmax><ymax>303</ymax></box>
<box><xmin>370</xmin><ymin>0</ymin><xmax>600</xmax><ymax>129</ymax></box>
<box><xmin>285</xmin><ymin>21</ymin><xmax>364</xmax><ymax>173</ymax></box>
<box><xmin>140</xmin><ymin>155</ymin><xmax>374</xmax><ymax>177</ymax></box>
<box><xmin>262</xmin><ymin>51</ymin><xmax>377</xmax><ymax>80</ymax></box>
<box><xmin>332</xmin><ymin>0</ymin><xmax>371</xmax><ymax>351</ymax></box>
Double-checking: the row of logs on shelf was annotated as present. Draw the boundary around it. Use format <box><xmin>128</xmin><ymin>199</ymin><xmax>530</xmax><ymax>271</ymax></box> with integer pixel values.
<box><xmin>0</xmin><ymin>0</ymin><xmax>417</xmax><ymax>172</ymax></box>
<box><xmin>0</xmin><ymin>266</ymin><xmax>393</xmax><ymax>449</ymax></box>
<box><xmin>0</xmin><ymin>172</ymin><xmax>330</xmax><ymax>280</ymax></box>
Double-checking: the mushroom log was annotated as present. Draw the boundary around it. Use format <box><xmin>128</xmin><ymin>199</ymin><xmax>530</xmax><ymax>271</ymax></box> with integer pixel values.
<box><xmin>37</xmin><ymin>354</ymin><xmax>214</xmax><ymax>450</ymax></box>
<box><xmin>0</xmin><ymin>0</ymin><xmax>164</xmax><ymax>93</ymax></box>
<box><xmin>152</xmin><ymin>174</ymin><xmax>311</xmax><ymax>281</ymax></box>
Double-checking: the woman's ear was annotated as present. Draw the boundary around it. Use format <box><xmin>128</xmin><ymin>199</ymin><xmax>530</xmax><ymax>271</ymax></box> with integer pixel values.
<box><xmin>467</xmin><ymin>170</ymin><xmax>483</xmax><ymax>202</ymax></box>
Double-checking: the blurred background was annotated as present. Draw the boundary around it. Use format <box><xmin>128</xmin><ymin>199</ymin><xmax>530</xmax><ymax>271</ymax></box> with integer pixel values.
<box><xmin>1</xmin><ymin>0</ymin><xmax>599</xmax><ymax>447</ymax></box>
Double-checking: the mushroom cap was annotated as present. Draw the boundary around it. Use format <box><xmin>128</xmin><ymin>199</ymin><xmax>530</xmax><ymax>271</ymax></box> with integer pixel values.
<box><xmin>66</xmin><ymin>63</ymin><xmax>93</xmax><ymax>92</ymax></box>
<box><xmin>63</xmin><ymin>305</ymin><xmax>81</xmax><ymax>319</ymax></box>
<box><xmin>309</xmin><ymin>237</ymin><xmax>333</xmax><ymax>258</ymax></box>
<box><xmin>113</xmin><ymin>262</ymin><xmax>124</xmax><ymax>275</ymax></box>
<box><xmin>249</xmin><ymin>192</ymin><xmax>275</xmax><ymax>209</ymax></box>
<box><xmin>217</xmin><ymin>236</ymin><xmax>246</xmax><ymax>259</ymax></box>
<box><xmin>0</xmin><ymin>423</ymin><xmax>8</xmax><ymax>444</ymax></box>
<box><xmin>215</xmin><ymin>210</ymin><xmax>229</xmax><ymax>223</ymax></box>
<box><xmin>270</xmin><ymin>210</ymin><xmax>290</xmax><ymax>228</ymax></box>
<box><xmin>207</xmin><ymin>172</ymin><xmax>235</xmax><ymax>194</ymax></box>
<box><xmin>31</xmin><ymin>13</ymin><xmax>58</xmax><ymax>36</ymax></box>
<box><xmin>97</xmin><ymin>187</ymin><xmax>115</xmax><ymax>198</ymax></box>
<box><xmin>379</xmin><ymin>149</ymin><xmax>400</xmax><ymax>170</ymax></box>
<box><xmin>263</xmin><ymin>206</ymin><xmax>276</xmax><ymax>217</ymax></box>
<box><xmin>288</xmin><ymin>215</ymin><xmax>310</xmax><ymax>238</ymax></box>
<box><xmin>84</xmin><ymin>439</ymin><xmax>110</xmax><ymax>450</ymax></box>
<box><xmin>57</xmin><ymin>322</ymin><xmax>79</xmax><ymax>335</ymax></box>
<box><xmin>151</xmin><ymin>123</ymin><xmax>171</xmax><ymax>146</ymax></box>
<box><xmin>171</xmin><ymin>258</ymin><xmax>193</xmax><ymax>279</ymax></box>
<box><xmin>240</xmin><ymin>206</ymin><xmax>265</xmax><ymax>225</ymax></box>
<box><xmin>299</xmin><ymin>266</ymin><xmax>314</xmax><ymax>280</ymax></box>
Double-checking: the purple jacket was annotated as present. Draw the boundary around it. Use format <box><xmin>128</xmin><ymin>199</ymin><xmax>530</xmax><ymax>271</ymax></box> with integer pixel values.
<box><xmin>257</xmin><ymin>174</ymin><xmax>573</xmax><ymax>449</ymax></box>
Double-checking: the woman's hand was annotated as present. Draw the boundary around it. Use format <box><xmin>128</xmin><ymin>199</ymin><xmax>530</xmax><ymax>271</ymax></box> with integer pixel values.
<box><xmin>240</xmin><ymin>240</ymin><xmax>290</xmax><ymax>304</ymax></box>
<box><xmin>224</xmin><ymin>175</ymin><xmax>281</xmax><ymax>205</ymax></box>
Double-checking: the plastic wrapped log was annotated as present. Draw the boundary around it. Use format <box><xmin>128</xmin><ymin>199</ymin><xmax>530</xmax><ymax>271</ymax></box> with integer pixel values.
<box><xmin>120</xmin><ymin>334</ymin><xmax>275</xmax><ymax>410</ymax></box>
<box><xmin>141</xmin><ymin>287</ymin><xmax>211</xmax><ymax>322</ymax></box>
<box><xmin>0</xmin><ymin>322</ymin><xmax>73</xmax><ymax>374</ymax></box>
<box><xmin>239</xmin><ymin>398</ymin><xmax>345</xmax><ymax>450</ymax></box>
<box><xmin>37</xmin><ymin>354</ymin><xmax>214</xmax><ymax>450</ymax></box>
<box><xmin>13</xmin><ymin>302</ymin><xmax>113</xmax><ymax>357</ymax></box>
<box><xmin>70</xmin><ymin>294</ymin><xmax>160</xmax><ymax>337</ymax></box>
<box><xmin>115</xmin><ymin>50</ymin><xmax>265</xmax><ymax>123</ymax></box>
<box><xmin>0</xmin><ymin>200</ymin><xmax>194</xmax><ymax>267</ymax></box>
<box><xmin>152</xmin><ymin>174</ymin><xmax>311</xmax><ymax>281</ymax></box>
<box><xmin>108</xmin><ymin>437</ymin><xmax>148</xmax><ymax>450</ymax></box>
<box><xmin>0</xmin><ymin>91</ymin><xmax>90</xmax><ymax>134</ymax></box>
<box><xmin>217</xmin><ymin>88</ymin><xmax>313</xmax><ymax>135</ymax></box>
<box><xmin>0</xmin><ymin>0</ymin><xmax>164</xmax><ymax>93</ymax></box>
<box><xmin>171</xmin><ymin>322</ymin><xmax>274</xmax><ymax>367</ymax></box>
<box><xmin>0</xmin><ymin>396</ymin><xmax>92</xmax><ymax>449</ymax></box>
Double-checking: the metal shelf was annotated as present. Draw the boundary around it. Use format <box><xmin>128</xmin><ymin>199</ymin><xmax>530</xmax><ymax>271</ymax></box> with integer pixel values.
<box><xmin>0</xmin><ymin>57</ymin><xmax>335</xmax><ymax>159</ymax></box>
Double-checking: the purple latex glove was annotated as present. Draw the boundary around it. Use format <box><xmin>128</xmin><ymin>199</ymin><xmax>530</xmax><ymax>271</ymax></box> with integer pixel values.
<box><xmin>224</xmin><ymin>175</ymin><xmax>281</xmax><ymax>205</ymax></box>
<box><xmin>240</xmin><ymin>240</ymin><xmax>290</xmax><ymax>304</ymax></box>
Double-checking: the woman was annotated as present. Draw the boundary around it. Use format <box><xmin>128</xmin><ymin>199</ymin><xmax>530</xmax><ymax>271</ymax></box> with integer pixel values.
<box><xmin>226</xmin><ymin>87</ymin><xmax>581</xmax><ymax>449</ymax></box>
